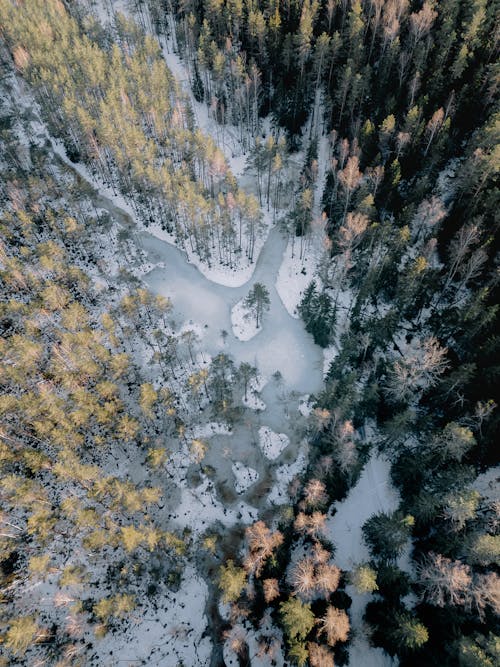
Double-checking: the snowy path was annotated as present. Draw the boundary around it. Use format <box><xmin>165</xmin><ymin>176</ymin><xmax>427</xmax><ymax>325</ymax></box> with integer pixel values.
<box><xmin>326</xmin><ymin>453</ymin><xmax>404</xmax><ymax>667</ymax></box>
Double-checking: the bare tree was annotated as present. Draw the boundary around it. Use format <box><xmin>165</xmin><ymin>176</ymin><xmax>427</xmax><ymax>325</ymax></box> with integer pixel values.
<box><xmin>308</xmin><ymin>642</ymin><xmax>335</xmax><ymax>667</ymax></box>
<box><xmin>338</xmin><ymin>155</ymin><xmax>362</xmax><ymax>224</ymax></box>
<box><xmin>291</xmin><ymin>557</ymin><xmax>317</xmax><ymax>598</ymax></box>
<box><xmin>294</xmin><ymin>511</ymin><xmax>328</xmax><ymax>538</ymax></box>
<box><xmin>301</xmin><ymin>479</ymin><xmax>328</xmax><ymax>509</ymax></box>
<box><xmin>471</xmin><ymin>572</ymin><xmax>500</xmax><ymax>619</ymax></box>
<box><xmin>244</xmin><ymin>521</ymin><xmax>283</xmax><ymax>577</ymax></box>
<box><xmin>424</xmin><ymin>108</ymin><xmax>445</xmax><ymax>156</ymax></box>
<box><xmin>411</xmin><ymin>196</ymin><xmax>447</xmax><ymax>244</ymax></box>
<box><xmin>385</xmin><ymin>337</ymin><xmax>449</xmax><ymax>403</ymax></box>
<box><xmin>417</xmin><ymin>552</ymin><xmax>472</xmax><ymax>608</ymax></box>
<box><xmin>319</xmin><ymin>606</ymin><xmax>350</xmax><ymax>646</ymax></box>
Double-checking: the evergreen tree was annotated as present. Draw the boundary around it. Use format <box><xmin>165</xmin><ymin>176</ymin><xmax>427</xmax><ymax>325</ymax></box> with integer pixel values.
<box><xmin>243</xmin><ymin>282</ymin><xmax>271</xmax><ymax>328</ymax></box>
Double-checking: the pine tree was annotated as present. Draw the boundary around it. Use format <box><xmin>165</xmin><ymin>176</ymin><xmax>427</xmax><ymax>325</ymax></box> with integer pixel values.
<box><xmin>280</xmin><ymin>597</ymin><xmax>315</xmax><ymax>641</ymax></box>
<box><xmin>243</xmin><ymin>282</ymin><xmax>270</xmax><ymax>328</ymax></box>
<box><xmin>363</xmin><ymin>511</ymin><xmax>414</xmax><ymax>561</ymax></box>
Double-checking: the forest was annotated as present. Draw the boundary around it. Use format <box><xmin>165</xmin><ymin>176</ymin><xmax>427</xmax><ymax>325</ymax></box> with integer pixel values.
<box><xmin>0</xmin><ymin>0</ymin><xmax>498</xmax><ymax>665</ymax></box>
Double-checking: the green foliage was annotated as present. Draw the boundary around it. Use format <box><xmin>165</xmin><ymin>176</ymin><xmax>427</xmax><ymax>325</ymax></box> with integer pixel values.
<box><xmin>467</xmin><ymin>534</ymin><xmax>500</xmax><ymax>567</ymax></box>
<box><xmin>280</xmin><ymin>597</ymin><xmax>315</xmax><ymax>641</ymax></box>
<box><xmin>4</xmin><ymin>616</ymin><xmax>40</xmax><ymax>655</ymax></box>
<box><xmin>375</xmin><ymin>563</ymin><xmax>411</xmax><ymax>601</ymax></box>
<box><xmin>243</xmin><ymin>282</ymin><xmax>270</xmax><ymax>328</ymax></box>
<box><xmin>389</xmin><ymin>613</ymin><xmax>429</xmax><ymax>651</ymax></box>
<box><xmin>288</xmin><ymin>640</ymin><xmax>309</xmax><ymax>666</ymax></box>
<box><xmin>362</xmin><ymin>511</ymin><xmax>414</xmax><ymax>561</ymax></box>
<box><xmin>351</xmin><ymin>563</ymin><xmax>378</xmax><ymax>594</ymax></box>
<box><xmin>218</xmin><ymin>560</ymin><xmax>247</xmax><ymax>604</ymax></box>
<box><xmin>298</xmin><ymin>281</ymin><xmax>336</xmax><ymax>348</ymax></box>
<box><xmin>459</xmin><ymin>633</ymin><xmax>500</xmax><ymax>667</ymax></box>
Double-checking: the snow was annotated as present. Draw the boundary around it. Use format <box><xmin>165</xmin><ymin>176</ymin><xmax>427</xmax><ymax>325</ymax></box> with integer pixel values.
<box><xmin>232</xmin><ymin>462</ymin><xmax>259</xmax><ymax>494</ymax></box>
<box><xmin>275</xmin><ymin>238</ymin><xmax>318</xmax><ymax>318</ymax></box>
<box><xmin>348</xmin><ymin>633</ymin><xmax>399</xmax><ymax>667</ymax></box>
<box><xmin>90</xmin><ymin>565</ymin><xmax>212</xmax><ymax>666</ymax></box>
<box><xmin>472</xmin><ymin>465</ymin><xmax>500</xmax><ymax>503</ymax></box>
<box><xmin>231</xmin><ymin>297</ymin><xmax>260</xmax><ymax>341</ymax></box>
<box><xmin>190</xmin><ymin>422</ymin><xmax>231</xmax><ymax>440</ymax></box>
<box><xmin>274</xmin><ymin>133</ymin><xmax>330</xmax><ymax>318</ymax></box>
<box><xmin>268</xmin><ymin>448</ymin><xmax>308</xmax><ymax>505</ymax></box>
<box><xmin>323</xmin><ymin>344</ymin><xmax>339</xmax><ymax>376</ymax></box>
<box><xmin>326</xmin><ymin>452</ymin><xmax>408</xmax><ymax>667</ymax></box>
<box><xmin>298</xmin><ymin>393</ymin><xmax>313</xmax><ymax>416</ymax></box>
<box><xmin>326</xmin><ymin>454</ymin><xmax>400</xmax><ymax>570</ymax></box>
<box><xmin>171</xmin><ymin>476</ymin><xmax>258</xmax><ymax>536</ymax></box>
<box><xmin>242</xmin><ymin>374</ymin><xmax>267</xmax><ymax>411</ymax></box>
<box><xmin>258</xmin><ymin>426</ymin><xmax>290</xmax><ymax>461</ymax></box>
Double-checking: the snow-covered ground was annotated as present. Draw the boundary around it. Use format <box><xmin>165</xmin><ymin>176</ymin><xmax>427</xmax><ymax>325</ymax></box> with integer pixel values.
<box><xmin>232</xmin><ymin>462</ymin><xmax>260</xmax><ymax>494</ymax></box>
<box><xmin>90</xmin><ymin>565</ymin><xmax>212</xmax><ymax>666</ymax></box>
<box><xmin>231</xmin><ymin>297</ymin><xmax>260</xmax><ymax>341</ymax></box>
<box><xmin>242</xmin><ymin>373</ymin><xmax>267</xmax><ymax>411</ymax></box>
<box><xmin>258</xmin><ymin>426</ymin><xmax>290</xmax><ymax>461</ymax></box>
<box><xmin>326</xmin><ymin>453</ymin><xmax>410</xmax><ymax>667</ymax></box>
<box><xmin>472</xmin><ymin>465</ymin><xmax>500</xmax><ymax>502</ymax></box>
<box><xmin>268</xmin><ymin>447</ymin><xmax>308</xmax><ymax>505</ymax></box>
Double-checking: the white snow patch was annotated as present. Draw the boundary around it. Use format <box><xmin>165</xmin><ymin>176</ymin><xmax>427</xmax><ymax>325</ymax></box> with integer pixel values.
<box><xmin>258</xmin><ymin>426</ymin><xmax>290</xmax><ymax>461</ymax></box>
<box><xmin>326</xmin><ymin>453</ymin><xmax>406</xmax><ymax>667</ymax></box>
<box><xmin>231</xmin><ymin>297</ymin><xmax>260</xmax><ymax>341</ymax></box>
<box><xmin>472</xmin><ymin>465</ymin><xmax>500</xmax><ymax>503</ymax></box>
<box><xmin>298</xmin><ymin>394</ymin><xmax>313</xmax><ymax>417</ymax></box>
<box><xmin>326</xmin><ymin>453</ymin><xmax>401</xmax><ymax>569</ymax></box>
<box><xmin>348</xmin><ymin>631</ymin><xmax>398</xmax><ymax>667</ymax></box>
<box><xmin>189</xmin><ymin>422</ymin><xmax>231</xmax><ymax>439</ymax></box>
<box><xmin>323</xmin><ymin>344</ymin><xmax>338</xmax><ymax>377</ymax></box>
<box><xmin>275</xmin><ymin>239</ymin><xmax>317</xmax><ymax>318</ymax></box>
<box><xmin>242</xmin><ymin>374</ymin><xmax>267</xmax><ymax>411</ymax></box>
<box><xmin>90</xmin><ymin>565</ymin><xmax>211</xmax><ymax>666</ymax></box>
<box><xmin>232</xmin><ymin>462</ymin><xmax>259</xmax><ymax>494</ymax></box>
<box><xmin>268</xmin><ymin>448</ymin><xmax>308</xmax><ymax>505</ymax></box>
<box><xmin>171</xmin><ymin>477</ymin><xmax>258</xmax><ymax>535</ymax></box>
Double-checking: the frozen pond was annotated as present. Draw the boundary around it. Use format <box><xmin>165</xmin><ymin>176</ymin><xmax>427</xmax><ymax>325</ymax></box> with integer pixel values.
<box><xmin>141</xmin><ymin>225</ymin><xmax>324</xmax><ymax>394</ymax></box>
